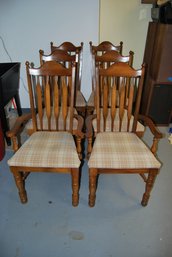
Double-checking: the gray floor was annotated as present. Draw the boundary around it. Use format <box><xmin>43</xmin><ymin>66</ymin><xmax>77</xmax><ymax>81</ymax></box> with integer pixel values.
<box><xmin>0</xmin><ymin>126</ymin><xmax>172</xmax><ymax>257</ymax></box>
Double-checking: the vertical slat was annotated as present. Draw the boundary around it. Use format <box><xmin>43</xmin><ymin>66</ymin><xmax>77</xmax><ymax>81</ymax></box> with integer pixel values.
<box><xmin>36</xmin><ymin>78</ymin><xmax>43</xmax><ymax>130</ymax></box>
<box><xmin>53</xmin><ymin>77</ymin><xmax>59</xmax><ymax>130</ymax></box>
<box><xmin>125</xmin><ymin>77</ymin><xmax>130</xmax><ymax>107</ymax></box>
<box><xmin>103</xmin><ymin>80</ymin><xmax>108</xmax><ymax>131</ymax></box>
<box><xmin>69</xmin><ymin>66</ymin><xmax>75</xmax><ymax>132</ymax></box>
<box><xmin>62</xmin><ymin>77</ymin><xmax>68</xmax><ymax>130</ymax></box>
<box><xmin>45</xmin><ymin>76</ymin><xmax>51</xmax><ymax>130</ymax></box>
<box><xmin>26</xmin><ymin>64</ymin><xmax>37</xmax><ymax>131</ymax></box>
<box><xmin>111</xmin><ymin>82</ymin><xmax>117</xmax><ymax>131</ymax></box>
<box><xmin>96</xmin><ymin>67</ymin><xmax>100</xmax><ymax>132</ymax></box>
<box><xmin>132</xmin><ymin>72</ymin><xmax>145</xmax><ymax>132</ymax></box>
<box><xmin>100</xmin><ymin>76</ymin><xmax>103</xmax><ymax>106</ymax></box>
<box><xmin>119</xmin><ymin>78</ymin><xmax>125</xmax><ymax>131</ymax></box>
<box><xmin>127</xmin><ymin>80</ymin><xmax>134</xmax><ymax>131</ymax></box>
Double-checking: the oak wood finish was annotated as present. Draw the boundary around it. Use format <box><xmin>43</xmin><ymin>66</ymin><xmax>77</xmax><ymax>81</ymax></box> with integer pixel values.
<box><xmin>87</xmin><ymin>49</ymin><xmax>134</xmax><ymax>117</ymax></box>
<box><xmin>89</xmin><ymin>41</ymin><xmax>123</xmax><ymax>55</ymax></box>
<box><xmin>40</xmin><ymin>46</ymin><xmax>86</xmax><ymax>117</ymax></box>
<box><xmin>87</xmin><ymin>62</ymin><xmax>162</xmax><ymax>207</ymax></box>
<box><xmin>87</xmin><ymin>41</ymin><xmax>125</xmax><ymax>116</ymax></box>
<box><xmin>7</xmin><ymin>61</ymin><xmax>84</xmax><ymax>206</ymax></box>
<box><xmin>50</xmin><ymin>41</ymin><xmax>84</xmax><ymax>91</ymax></box>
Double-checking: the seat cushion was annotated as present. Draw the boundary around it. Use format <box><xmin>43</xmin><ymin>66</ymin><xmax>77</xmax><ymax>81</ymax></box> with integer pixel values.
<box><xmin>88</xmin><ymin>132</ymin><xmax>161</xmax><ymax>169</ymax></box>
<box><xmin>93</xmin><ymin>108</ymin><xmax>145</xmax><ymax>133</ymax></box>
<box><xmin>8</xmin><ymin>131</ymin><xmax>80</xmax><ymax>168</ymax></box>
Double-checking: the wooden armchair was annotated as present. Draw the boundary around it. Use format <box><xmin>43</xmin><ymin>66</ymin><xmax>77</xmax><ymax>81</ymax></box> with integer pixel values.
<box><xmin>86</xmin><ymin>62</ymin><xmax>163</xmax><ymax>207</ymax></box>
<box><xmin>7</xmin><ymin>61</ymin><xmax>84</xmax><ymax>206</ymax></box>
<box><xmin>50</xmin><ymin>42</ymin><xmax>86</xmax><ymax>116</ymax></box>
<box><xmin>87</xmin><ymin>49</ymin><xmax>134</xmax><ymax>115</ymax></box>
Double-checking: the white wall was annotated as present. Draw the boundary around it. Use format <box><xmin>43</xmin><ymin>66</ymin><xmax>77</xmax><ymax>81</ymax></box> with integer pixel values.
<box><xmin>0</xmin><ymin>0</ymin><xmax>99</xmax><ymax>107</ymax></box>
<box><xmin>99</xmin><ymin>0</ymin><xmax>152</xmax><ymax>68</ymax></box>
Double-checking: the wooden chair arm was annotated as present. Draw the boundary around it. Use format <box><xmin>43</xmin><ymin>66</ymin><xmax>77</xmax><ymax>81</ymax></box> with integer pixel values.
<box><xmin>138</xmin><ymin>114</ymin><xmax>163</xmax><ymax>139</ymax></box>
<box><xmin>85</xmin><ymin>114</ymin><xmax>97</xmax><ymax>138</ymax></box>
<box><xmin>138</xmin><ymin>114</ymin><xmax>163</xmax><ymax>155</ymax></box>
<box><xmin>6</xmin><ymin>113</ymin><xmax>32</xmax><ymax>138</ymax></box>
<box><xmin>73</xmin><ymin>114</ymin><xmax>85</xmax><ymax>138</ymax></box>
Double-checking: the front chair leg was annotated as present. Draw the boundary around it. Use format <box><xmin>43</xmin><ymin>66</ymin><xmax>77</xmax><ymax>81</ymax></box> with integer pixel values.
<box><xmin>76</xmin><ymin>137</ymin><xmax>82</xmax><ymax>160</ymax></box>
<box><xmin>71</xmin><ymin>168</ymin><xmax>80</xmax><ymax>207</ymax></box>
<box><xmin>141</xmin><ymin>169</ymin><xmax>158</xmax><ymax>207</ymax></box>
<box><xmin>12</xmin><ymin>169</ymin><xmax>28</xmax><ymax>204</ymax></box>
<box><xmin>89</xmin><ymin>168</ymin><xmax>97</xmax><ymax>207</ymax></box>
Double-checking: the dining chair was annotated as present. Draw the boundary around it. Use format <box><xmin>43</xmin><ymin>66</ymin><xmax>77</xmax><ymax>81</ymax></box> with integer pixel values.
<box><xmin>86</xmin><ymin>62</ymin><xmax>163</xmax><ymax>207</ymax></box>
<box><xmin>7</xmin><ymin>60</ymin><xmax>84</xmax><ymax>206</ymax></box>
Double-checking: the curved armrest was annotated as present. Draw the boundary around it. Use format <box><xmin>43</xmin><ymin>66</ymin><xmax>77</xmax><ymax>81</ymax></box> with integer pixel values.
<box><xmin>85</xmin><ymin>114</ymin><xmax>97</xmax><ymax>138</ymax></box>
<box><xmin>6</xmin><ymin>113</ymin><xmax>32</xmax><ymax>138</ymax></box>
<box><xmin>73</xmin><ymin>114</ymin><xmax>84</xmax><ymax>138</ymax></box>
<box><xmin>138</xmin><ymin>114</ymin><xmax>163</xmax><ymax>155</ymax></box>
<box><xmin>138</xmin><ymin>114</ymin><xmax>163</xmax><ymax>139</ymax></box>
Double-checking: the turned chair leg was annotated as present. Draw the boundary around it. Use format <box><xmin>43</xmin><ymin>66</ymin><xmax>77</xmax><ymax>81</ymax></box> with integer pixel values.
<box><xmin>141</xmin><ymin>170</ymin><xmax>158</xmax><ymax>207</ymax></box>
<box><xmin>76</xmin><ymin>137</ymin><xmax>82</xmax><ymax>160</ymax></box>
<box><xmin>71</xmin><ymin>168</ymin><xmax>80</xmax><ymax>207</ymax></box>
<box><xmin>89</xmin><ymin>168</ymin><xmax>97</xmax><ymax>207</ymax></box>
<box><xmin>87</xmin><ymin>137</ymin><xmax>93</xmax><ymax>159</ymax></box>
<box><xmin>12</xmin><ymin>169</ymin><xmax>28</xmax><ymax>204</ymax></box>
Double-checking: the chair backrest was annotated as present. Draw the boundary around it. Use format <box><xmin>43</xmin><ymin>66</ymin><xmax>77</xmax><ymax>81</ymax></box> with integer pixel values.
<box><xmin>39</xmin><ymin>50</ymin><xmax>79</xmax><ymax>108</ymax></box>
<box><xmin>39</xmin><ymin>49</ymin><xmax>76</xmax><ymax>67</ymax></box>
<box><xmin>90</xmin><ymin>42</ymin><xmax>124</xmax><ymax>93</ymax></box>
<box><xmin>95</xmin><ymin>62</ymin><xmax>145</xmax><ymax>133</ymax></box>
<box><xmin>95</xmin><ymin>50</ymin><xmax>134</xmax><ymax>68</ymax></box>
<box><xmin>26</xmin><ymin>60</ymin><xmax>76</xmax><ymax>133</ymax></box>
<box><xmin>50</xmin><ymin>42</ymin><xmax>83</xmax><ymax>91</ymax></box>
<box><xmin>89</xmin><ymin>41</ymin><xmax>123</xmax><ymax>55</ymax></box>
<box><xmin>92</xmin><ymin>50</ymin><xmax>134</xmax><ymax>91</ymax></box>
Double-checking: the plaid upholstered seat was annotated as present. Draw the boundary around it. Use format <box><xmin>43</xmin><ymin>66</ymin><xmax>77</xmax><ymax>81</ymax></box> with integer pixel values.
<box><xmin>88</xmin><ymin>132</ymin><xmax>161</xmax><ymax>169</ymax></box>
<box><xmin>8</xmin><ymin>131</ymin><xmax>80</xmax><ymax>168</ymax></box>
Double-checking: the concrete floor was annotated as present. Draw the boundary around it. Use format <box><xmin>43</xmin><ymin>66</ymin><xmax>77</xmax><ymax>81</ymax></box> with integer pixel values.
<box><xmin>0</xmin><ymin>126</ymin><xmax>172</xmax><ymax>257</ymax></box>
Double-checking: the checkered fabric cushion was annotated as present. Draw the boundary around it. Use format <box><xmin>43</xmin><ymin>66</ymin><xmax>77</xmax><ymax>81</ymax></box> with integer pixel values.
<box><xmin>26</xmin><ymin>108</ymin><xmax>78</xmax><ymax>131</ymax></box>
<box><xmin>8</xmin><ymin>131</ymin><xmax>80</xmax><ymax>168</ymax></box>
<box><xmin>76</xmin><ymin>90</ymin><xmax>86</xmax><ymax>107</ymax></box>
<box><xmin>88</xmin><ymin>132</ymin><xmax>161</xmax><ymax>169</ymax></box>
<box><xmin>92</xmin><ymin>108</ymin><xmax>145</xmax><ymax>132</ymax></box>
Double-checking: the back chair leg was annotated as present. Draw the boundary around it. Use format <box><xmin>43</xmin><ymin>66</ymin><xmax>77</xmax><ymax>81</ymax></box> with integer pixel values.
<box><xmin>141</xmin><ymin>169</ymin><xmax>158</xmax><ymax>206</ymax></box>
